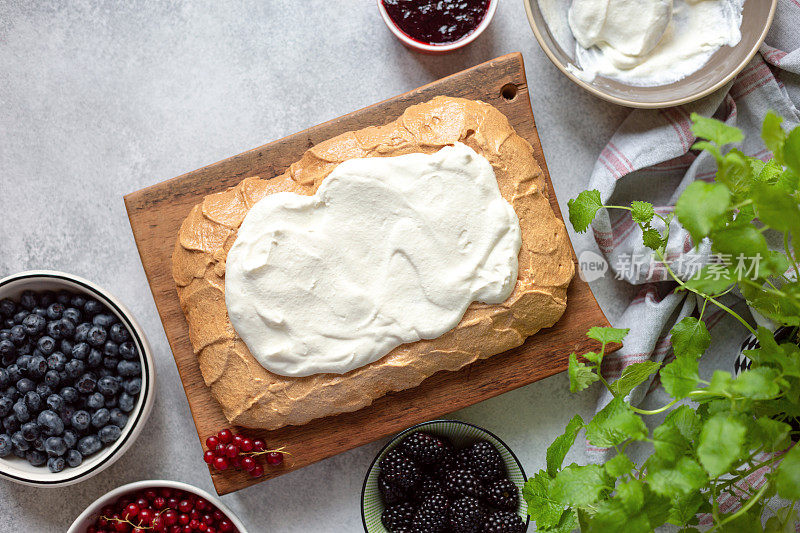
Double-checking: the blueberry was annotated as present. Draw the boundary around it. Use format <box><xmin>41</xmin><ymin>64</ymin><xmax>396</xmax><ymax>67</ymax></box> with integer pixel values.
<box><xmin>83</xmin><ymin>300</ymin><xmax>103</xmax><ymax>316</ymax></box>
<box><xmin>46</xmin><ymin>321</ymin><xmax>62</xmax><ymax>340</ymax></box>
<box><xmin>24</xmin><ymin>391</ymin><xmax>41</xmax><ymax>411</ymax></box>
<box><xmin>108</xmin><ymin>323</ymin><xmax>129</xmax><ymax>344</ymax></box>
<box><xmin>35</xmin><ymin>383</ymin><xmax>52</xmax><ymax>399</ymax></box>
<box><xmin>11</xmin><ymin>431</ymin><xmax>29</xmax><ymax>452</ymax></box>
<box><xmin>3</xmin><ymin>386</ymin><xmax>19</xmax><ymax>402</ymax></box>
<box><xmin>60</xmin><ymin>405</ymin><xmax>75</xmax><ymax>427</ymax></box>
<box><xmin>2</xmin><ymin>318</ymin><xmax>12</xmax><ymax>328</ymax></box>
<box><xmin>70</xmin><ymin>342</ymin><xmax>90</xmax><ymax>361</ymax></box>
<box><xmin>0</xmin><ymin>397</ymin><xmax>12</xmax><ymax>417</ymax></box>
<box><xmin>33</xmin><ymin>436</ymin><xmax>45</xmax><ymax>451</ymax></box>
<box><xmin>71</xmin><ymin>410</ymin><xmax>90</xmax><ymax>431</ymax></box>
<box><xmin>7</xmin><ymin>365</ymin><xmax>21</xmax><ymax>383</ymax></box>
<box><xmin>44</xmin><ymin>436</ymin><xmax>66</xmax><ymax>457</ymax></box>
<box><xmin>124</xmin><ymin>378</ymin><xmax>141</xmax><ymax>396</ymax></box>
<box><xmin>25</xmin><ymin>449</ymin><xmax>46</xmax><ymax>466</ymax></box>
<box><xmin>46</xmin><ymin>394</ymin><xmax>64</xmax><ymax>413</ymax></box>
<box><xmin>74</xmin><ymin>322</ymin><xmax>91</xmax><ymax>343</ymax></box>
<box><xmin>92</xmin><ymin>314</ymin><xmax>116</xmax><ymax>328</ymax></box>
<box><xmin>103</xmin><ymin>340</ymin><xmax>119</xmax><ymax>358</ymax></box>
<box><xmin>44</xmin><ymin>370</ymin><xmax>61</xmax><ymax>389</ymax></box>
<box><xmin>62</xmin><ymin>307</ymin><xmax>81</xmax><ymax>324</ymax></box>
<box><xmin>65</xmin><ymin>359</ymin><xmax>86</xmax><ymax>379</ymax></box>
<box><xmin>0</xmin><ymin>434</ymin><xmax>11</xmax><ymax>457</ymax></box>
<box><xmin>103</xmin><ymin>357</ymin><xmax>119</xmax><ymax>371</ymax></box>
<box><xmin>99</xmin><ymin>424</ymin><xmax>121</xmax><ymax>444</ymax></box>
<box><xmin>46</xmin><ymin>303</ymin><xmax>64</xmax><ymax>320</ymax></box>
<box><xmin>37</xmin><ymin>409</ymin><xmax>64</xmax><ymax>436</ymax></box>
<box><xmin>98</xmin><ymin>368</ymin><xmax>113</xmax><ymax>379</ymax></box>
<box><xmin>16</xmin><ymin>354</ymin><xmax>32</xmax><ymax>370</ymax></box>
<box><xmin>70</xmin><ymin>294</ymin><xmax>86</xmax><ymax>308</ymax></box>
<box><xmin>117</xmin><ymin>360</ymin><xmax>141</xmax><ymax>378</ymax></box>
<box><xmin>17</xmin><ymin>378</ymin><xmax>35</xmax><ymax>394</ymax></box>
<box><xmin>21</xmin><ymin>313</ymin><xmax>46</xmax><ymax>336</ymax></box>
<box><xmin>86</xmin><ymin>392</ymin><xmax>105</xmax><ymax>410</ymax></box>
<box><xmin>17</xmin><ymin>341</ymin><xmax>33</xmax><ymax>356</ymax></box>
<box><xmin>13</xmin><ymin>400</ymin><xmax>30</xmax><ymax>422</ymax></box>
<box><xmin>36</xmin><ymin>336</ymin><xmax>56</xmax><ymax>355</ymax></box>
<box><xmin>33</xmin><ymin>307</ymin><xmax>48</xmax><ymax>318</ymax></box>
<box><xmin>86</xmin><ymin>326</ymin><xmax>107</xmax><ymax>347</ymax></box>
<box><xmin>96</xmin><ymin>376</ymin><xmax>120</xmax><ymax>397</ymax></box>
<box><xmin>109</xmin><ymin>408</ymin><xmax>128</xmax><ymax>428</ymax></box>
<box><xmin>87</xmin><ymin>349</ymin><xmax>102</xmax><ymax>368</ymax></box>
<box><xmin>20</xmin><ymin>421</ymin><xmax>39</xmax><ymax>441</ymax></box>
<box><xmin>118</xmin><ymin>392</ymin><xmax>135</xmax><ymax>413</ymax></box>
<box><xmin>91</xmin><ymin>408</ymin><xmax>110</xmax><ymax>428</ymax></box>
<box><xmin>19</xmin><ymin>290</ymin><xmax>37</xmax><ymax>310</ymax></box>
<box><xmin>0</xmin><ymin>330</ymin><xmax>9</xmax><ymax>341</ymax></box>
<box><xmin>47</xmin><ymin>351</ymin><xmax>68</xmax><ymax>371</ymax></box>
<box><xmin>0</xmin><ymin>298</ymin><xmax>16</xmax><ymax>318</ymax></box>
<box><xmin>54</xmin><ymin>318</ymin><xmax>75</xmax><ymax>339</ymax></box>
<box><xmin>0</xmin><ymin>340</ymin><xmax>17</xmax><ymax>364</ymax></box>
<box><xmin>62</xmin><ymin>428</ymin><xmax>78</xmax><ymax>449</ymax></box>
<box><xmin>60</xmin><ymin>387</ymin><xmax>78</xmax><ymax>404</ymax></box>
<box><xmin>66</xmin><ymin>449</ymin><xmax>82</xmax><ymax>467</ymax></box>
<box><xmin>104</xmin><ymin>395</ymin><xmax>117</xmax><ymax>408</ymax></box>
<box><xmin>75</xmin><ymin>373</ymin><xmax>96</xmax><ymax>394</ymax></box>
<box><xmin>0</xmin><ymin>368</ymin><xmax>8</xmax><ymax>389</ymax></box>
<box><xmin>2</xmin><ymin>414</ymin><xmax>19</xmax><ymax>432</ymax></box>
<box><xmin>77</xmin><ymin>435</ymin><xmax>101</xmax><ymax>456</ymax></box>
<box><xmin>27</xmin><ymin>355</ymin><xmax>48</xmax><ymax>379</ymax></box>
<box><xmin>47</xmin><ymin>456</ymin><xmax>65</xmax><ymax>473</ymax></box>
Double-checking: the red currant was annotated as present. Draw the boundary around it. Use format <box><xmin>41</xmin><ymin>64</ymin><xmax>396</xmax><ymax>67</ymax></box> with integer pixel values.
<box><xmin>163</xmin><ymin>509</ymin><xmax>178</xmax><ymax>526</ymax></box>
<box><xmin>232</xmin><ymin>435</ymin><xmax>244</xmax><ymax>447</ymax></box>
<box><xmin>154</xmin><ymin>496</ymin><xmax>167</xmax><ymax>509</ymax></box>
<box><xmin>253</xmin><ymin>440</ymin><xmax>265</xmax><ymax>452</ymax></box>
<box><xmin>213</xmin><ymin>456</ymin><xmax>229</xmax><ymax>471</ymax></box>
<box><xmin>266</xmin><ymin>451</ymin><xmax>284</xmax><ymax>466</ymax></box>
<box><xmin>241</xmin><ymin>456</ymin><xmax>256</xmax><ymax>471</ymax></box>
<box><xmin>203</xmin><ymin>450</ymin><xmax>215</xmax><ymax>464</ymax></box>
<box><xmin>218</xmin><ymin>429</ymin><xmax>233</xmax><ymax>444</ymax></box>
<box><xmin>123</xmin><ymin>503</ymin><xmax>140</xmax><ymax>520</ymax></box>
<box><xmin>224</xmin><ymin>444</ymin><xmax>239</xmax><ymax>458</ymax></box>
<box><xmin>240</xmin><ymin>438</ymin><xmax>253</xmax><ymax>452</ymax></box>
<box><xmin>250</xmin><ymin>464</ymin><xmax>264</xmax><ymax>478</ymax></box>
<box><xmin>178</xmin><ymin>500</ymin><xmax>192</xmax><ymax>513</ymax></box>
<box><xmin>178</xmin><ymin>513</ymin><xmax>190</xmax><ymax>525</ymax></box>
<box><xmin>218</xmin><ymin>519</ymin><xmax>234</xmax><ymax>532</ymax></box>
<box><xmin>196</xmin><ymin>498</ymin><xmax>208</xmax><ymax>511</ymax></box>
<box><xmin>206</xmin><ymin>435</ymin><xmax>219</xmax><ymax>449</ymax></box>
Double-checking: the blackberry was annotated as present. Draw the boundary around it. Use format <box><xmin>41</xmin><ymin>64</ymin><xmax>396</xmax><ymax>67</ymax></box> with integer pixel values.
<box><xmin>484</xmin><ymin>510</ymin><xmax>525</xmax><ymax>533</ymax></box>
<box><xmin>427</xmin><ymin>442</ymin><xmax>457</xmax><ymax>480</ymax></box>
<box><xmin>379</xmin><ymin>449</ymin><xmax>421</xmax><ymax>489</ymax></box>
<box><xmin>414</xmin><ymin>474</ymin><xmax>444</xmax><ymax>502</ymax></box>
<box><xmin>379</xmin><ymin>474</ymin><xmax>412</xmax><ymax>505</ymax></box>
<box><xmin>448</xmin><ymin>496</ymin><xmax>486</xmax><ymax>533</ymax></box>
<box><xmin>381</xmin><ymin>501</ymin><xmax>416</xmax><ymax>531</ymax></box>
<box><xmin>399</xmin><ymin>432</ymin><xmax>448</xmax><ymax>465</ymax></box>
<box><xmin>411</xmin><ymin>492</ymin><xmax>450</xmax><ymax>532</ymax></box>
<box><xmin>466</xmin><ymin>440</ymin><xmax>505</xmax><ymax>482</ymax></box>
<box><xmin>443</xmin><ymin>469</ymin><xmax>483</xmax><ymax>499</ymax></box>
<box><xmin>484</xmin><ymin>478</ymin><xmax>519</xmax><ymax>511</ymax></box>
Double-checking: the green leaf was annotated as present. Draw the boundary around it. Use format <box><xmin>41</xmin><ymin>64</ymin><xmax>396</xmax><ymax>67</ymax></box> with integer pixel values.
<box><xmin>617</xmin><ymin>479</ymin><xmax>645</xmax><ymax>513</ymax></box>
<box><xmin>670</xmin><ymin>317</ymin><xmax>711</xmax><ymax>359</ymax></box>
<box><xmin>631</xmin><ymin>201</ymin><xmax>655</xmax><ymax>225</ymax></box>
<box><xmin>761</xmin><ymin>111</ymin><xmax>786</xmax><ymax>163</ymax></box>
<box><xmin>731</xmin><ymin>367</ymin><xmax>780</xmax><ymax>399</ymax></box>
<box><xmin>660</xmin><ymin>357</ymin><xmax>700</xmax><ymax>399</ymax></box>
<box><xmin>697</xmin><ymin>414</ymin><xmax>747</xmax><ymax>477</ymax></box>
<box><xmin>640</xmin><ymin>486</ymin><xmax>673</xmax><ymax>529</ymax></box>
<box><xmin>675</xmin><ymin>181</ymin><xmax>731</xmax><ymax>245</ymax></box>
<box><xmin>523</xmin><ymin>470</ymin><xmax>565</xmax><ymax>529</ymax></box>
<box><xmin>785</xmin><ymin>126</ymin><xmax>800</xmax><ymax>177</ymax></box>
<box><xmin>605</xmin><ymin>452</ymin><xmax>634</xmax><ymax>477</ymax></box>
<box><xmin>568</xmin><ymin>190</ymin><xmax>603</xmax><ymax>233</ymax></box>
<box><xmin>692</xmin><ymin>140</ymin><xmax>723</xmax><ymax>162</ymax></box>
<box><xmin>642</xmin><ymin>227</ymin><xmax>666</xmax><ymax>251</ymax></box>
<box><xmin>648</xmin><ymin>456</ymin><xmax>707</xmax><ymax>496</ymax></box>
<box><xmin>691</xmin><ymin>113</ymin><xmax>744</xmax><ymax>146</ymax></box>
<box><xmin>569</xmin><ymin>353</ymin><xmax>599</xmax><ymax>393</ymax></box>
<box><xmin>546</xmin><ymin>509</ymin><xmax>579</xmax><ymax>533</ymax></box>
<box><xmin>667</xmin><ymin>491</ymin><xmax>707</xmax><ymax>527</ymax></box>
<box><xmin>551</xmin><ymin>463</ymin><xmax>611</xmax><ymax>507</ymax></box>
<box><xmin>609</xmin><ymin>361</ymin><xmax>661</xmax><ymax>398</ymax></box>
<box><xmin>582</xmin><ymin>351</ymin><xmax>602</xmax><ymax>364</ymax></box>
<box><xmin>707</xmin><ymin>370</ymin><xmax>733</xmax><ymax>394</ymax></box>
<box><xmin>753</xmin><ymin>417</ymin><xmax>791</xmax><ymax>452</ymax></box>
<box><xmin>585</xmin><ymin>397</ymin><xmax>648</xmax><ymax>447</ymax></box>
<box><xmin>775</xmin><ymin>444</ymin><xmax>800</xmax><ymax>500</ymax></box>
<box><xmin>586</xmin><ymin>326</ymin><xmax>629</xmax><ymax>345</ymax></box>
<box><xmin>710</xmin><ymin>224</ymin><xmax>769</xmax><ymax>260</ymax></box>
<box><xmin>586</xmin><ymin>499</ymin><xmax>651</xmax><ymax>533</ymax></box>
<box><xmin>684</xmin><ymin>264</ymin><xmax>735</xmax><ymax>294</ymax></box>
<box><xmin>753</xmin><ymin>182</ymin><xmax>800</xmax><ymax>232</ymax></box>
<box><xmin>546</xmin><ymin>414</ymin><xmax>584</xmax><ymax>477</ymax></box>
<box><xmin>652</xmin><ymin>423</ymin><xmax>690</xmax><ymax>464</ymax></box>
<box><xmin>756</xmin><ymin>159</ymin><xmax>783</xmax><ymax>184</ymax></box>
<box><xmin>717</xmin><ymin>150</ymin><xmax>755</xmax><ymax>200</ymax></box>
<box><xmin>664</xmin><ymin>405</ymin><xmax>701</xmax><ymax>441</ymax></box>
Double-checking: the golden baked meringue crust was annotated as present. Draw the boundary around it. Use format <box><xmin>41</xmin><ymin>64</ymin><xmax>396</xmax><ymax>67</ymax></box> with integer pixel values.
<box><xmin>172</xmin><ymin>96</ymin><xmax>575</xmax><ymax>430</ymax></box>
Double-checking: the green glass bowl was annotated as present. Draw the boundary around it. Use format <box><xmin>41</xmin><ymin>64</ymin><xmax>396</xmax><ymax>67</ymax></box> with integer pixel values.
<box><xmin>361</xmin><ymin>419</ymin><xmax>529</xmax><ymax>532</ymax></box>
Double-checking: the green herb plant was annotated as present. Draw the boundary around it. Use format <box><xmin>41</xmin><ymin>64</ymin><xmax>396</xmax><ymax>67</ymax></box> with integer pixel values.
<box><xmin>524</xmin><ymin>113</ymin><xmax>800</xmax><ymax>532</ymax></box>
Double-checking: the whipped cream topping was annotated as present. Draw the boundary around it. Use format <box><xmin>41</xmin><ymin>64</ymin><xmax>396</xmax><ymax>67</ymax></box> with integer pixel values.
<box><xmin>225</xmin><ymin>143</ymin><xmax>522</xmax><ymax>377</ymax></box>
<box><xmin>567</xmin><ymin>0</ymin><xmax>744</xmax><ymax>86</ymax></box>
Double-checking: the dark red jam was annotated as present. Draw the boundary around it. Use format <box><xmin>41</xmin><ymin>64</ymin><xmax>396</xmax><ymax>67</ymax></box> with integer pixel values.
<box><xmin>382</xmin><ymin>0</ymin><xmax>491</xmax><ymax>45</ymax></box>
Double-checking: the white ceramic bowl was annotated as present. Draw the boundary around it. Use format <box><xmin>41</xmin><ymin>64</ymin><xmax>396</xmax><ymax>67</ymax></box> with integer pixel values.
<box><xmin>0</xmin><ymin>270</ymin><xmax>155</xmax><ymax>487</ymax></box>
<box><xmin>378</xmin><ymin>0</ymin><xmax>498</xmax><ymax>54</ymax></box>
<box><xmin>67</xmin><ymin>479</ymin><xmax>249</xmax><ymax>533</ymax></box>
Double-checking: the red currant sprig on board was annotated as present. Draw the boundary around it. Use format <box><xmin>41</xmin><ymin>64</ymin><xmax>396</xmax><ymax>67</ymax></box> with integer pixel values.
<box><xmin>203</xmin><ymin>428</ymin><xmax>290</xmax><ymax>478</ymax></box>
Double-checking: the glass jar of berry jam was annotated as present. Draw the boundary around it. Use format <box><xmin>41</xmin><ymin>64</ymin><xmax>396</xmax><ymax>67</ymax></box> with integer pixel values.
<box><xmin>378</xmin><ymin>0</ymin><xmax>497</xmax><ymax>53</ymax></box>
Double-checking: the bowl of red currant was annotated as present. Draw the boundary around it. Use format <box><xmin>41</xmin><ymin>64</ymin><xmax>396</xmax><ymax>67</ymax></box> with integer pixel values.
<box><xmin>0</xmin><ymin>270</ymin><xmax>155</xmax><ymax>486</ymax></box>
<box><xmin>67</xmin><ymin>479</ymin><xmax>247</xmax><ymax>533</ymax></box>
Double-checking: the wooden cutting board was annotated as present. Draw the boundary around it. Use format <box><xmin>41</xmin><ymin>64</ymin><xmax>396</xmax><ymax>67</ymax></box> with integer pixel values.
<box><xmin>124</xmin><ymin>53</ymin><xmax>615</xmax><ymax>495</ymax></box>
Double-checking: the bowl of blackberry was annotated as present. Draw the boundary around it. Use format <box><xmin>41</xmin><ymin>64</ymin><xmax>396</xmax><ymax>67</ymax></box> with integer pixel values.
<box><xmin>0</xmin><ymin>270</ymin><xmax>155</xmax><ymax>486</ymax></box>
<box><xmin>362</xmin><ymin>420</ymin><xmax>528</xmax><ymax>533</ymax></box>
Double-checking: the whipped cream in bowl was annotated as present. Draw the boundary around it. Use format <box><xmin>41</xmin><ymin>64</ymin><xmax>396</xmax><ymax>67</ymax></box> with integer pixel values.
<box><xmin>225</xmin><ymin>143</ymin><xmax>522</xmax><ymax>377</ymax></box>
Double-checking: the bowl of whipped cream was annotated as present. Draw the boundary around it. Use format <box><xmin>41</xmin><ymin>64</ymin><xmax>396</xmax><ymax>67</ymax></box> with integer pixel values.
<box><xmin>525</xmin><ymin>0</ymin><xmax>777</xmax><ymax>108</ymax></box>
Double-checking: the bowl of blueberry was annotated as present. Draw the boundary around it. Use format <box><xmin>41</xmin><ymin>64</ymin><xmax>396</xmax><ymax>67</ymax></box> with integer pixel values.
<box><xmin>68</xmin><ymin>479</ymin><xmax>247</xmax><ymax>532</ymax></box>
<box><xmin>362</xmin><ymin>420</ymin><xmax>529</xmax><ymax>533</ymax></box>
<box><xmin>0</xmin><ymin>270</ymin><xmax>155</xmax><ymax>486</ymax></box>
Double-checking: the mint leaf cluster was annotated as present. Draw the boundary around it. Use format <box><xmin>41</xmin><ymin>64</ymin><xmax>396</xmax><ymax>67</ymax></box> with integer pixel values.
<box><xmin>529</xmin><ymin>113</ymin><xmax>800</xmax><ymax>531</ymax></box>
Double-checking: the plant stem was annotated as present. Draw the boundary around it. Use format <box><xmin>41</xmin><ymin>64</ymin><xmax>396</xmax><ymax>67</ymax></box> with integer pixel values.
<box><xmin>709</xmin><ymin>483</ymin><xmax>770</xmax><ymax>531</ymax></box>
<box><xmin>786</xmin><ymin>232</ymin><xmax>800</xmax><ymax>280</ymax></box>
<box><xmin>631</xmin><ymin>398</ymin><xmax>679</xmax><ymax>416</ymax></box>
